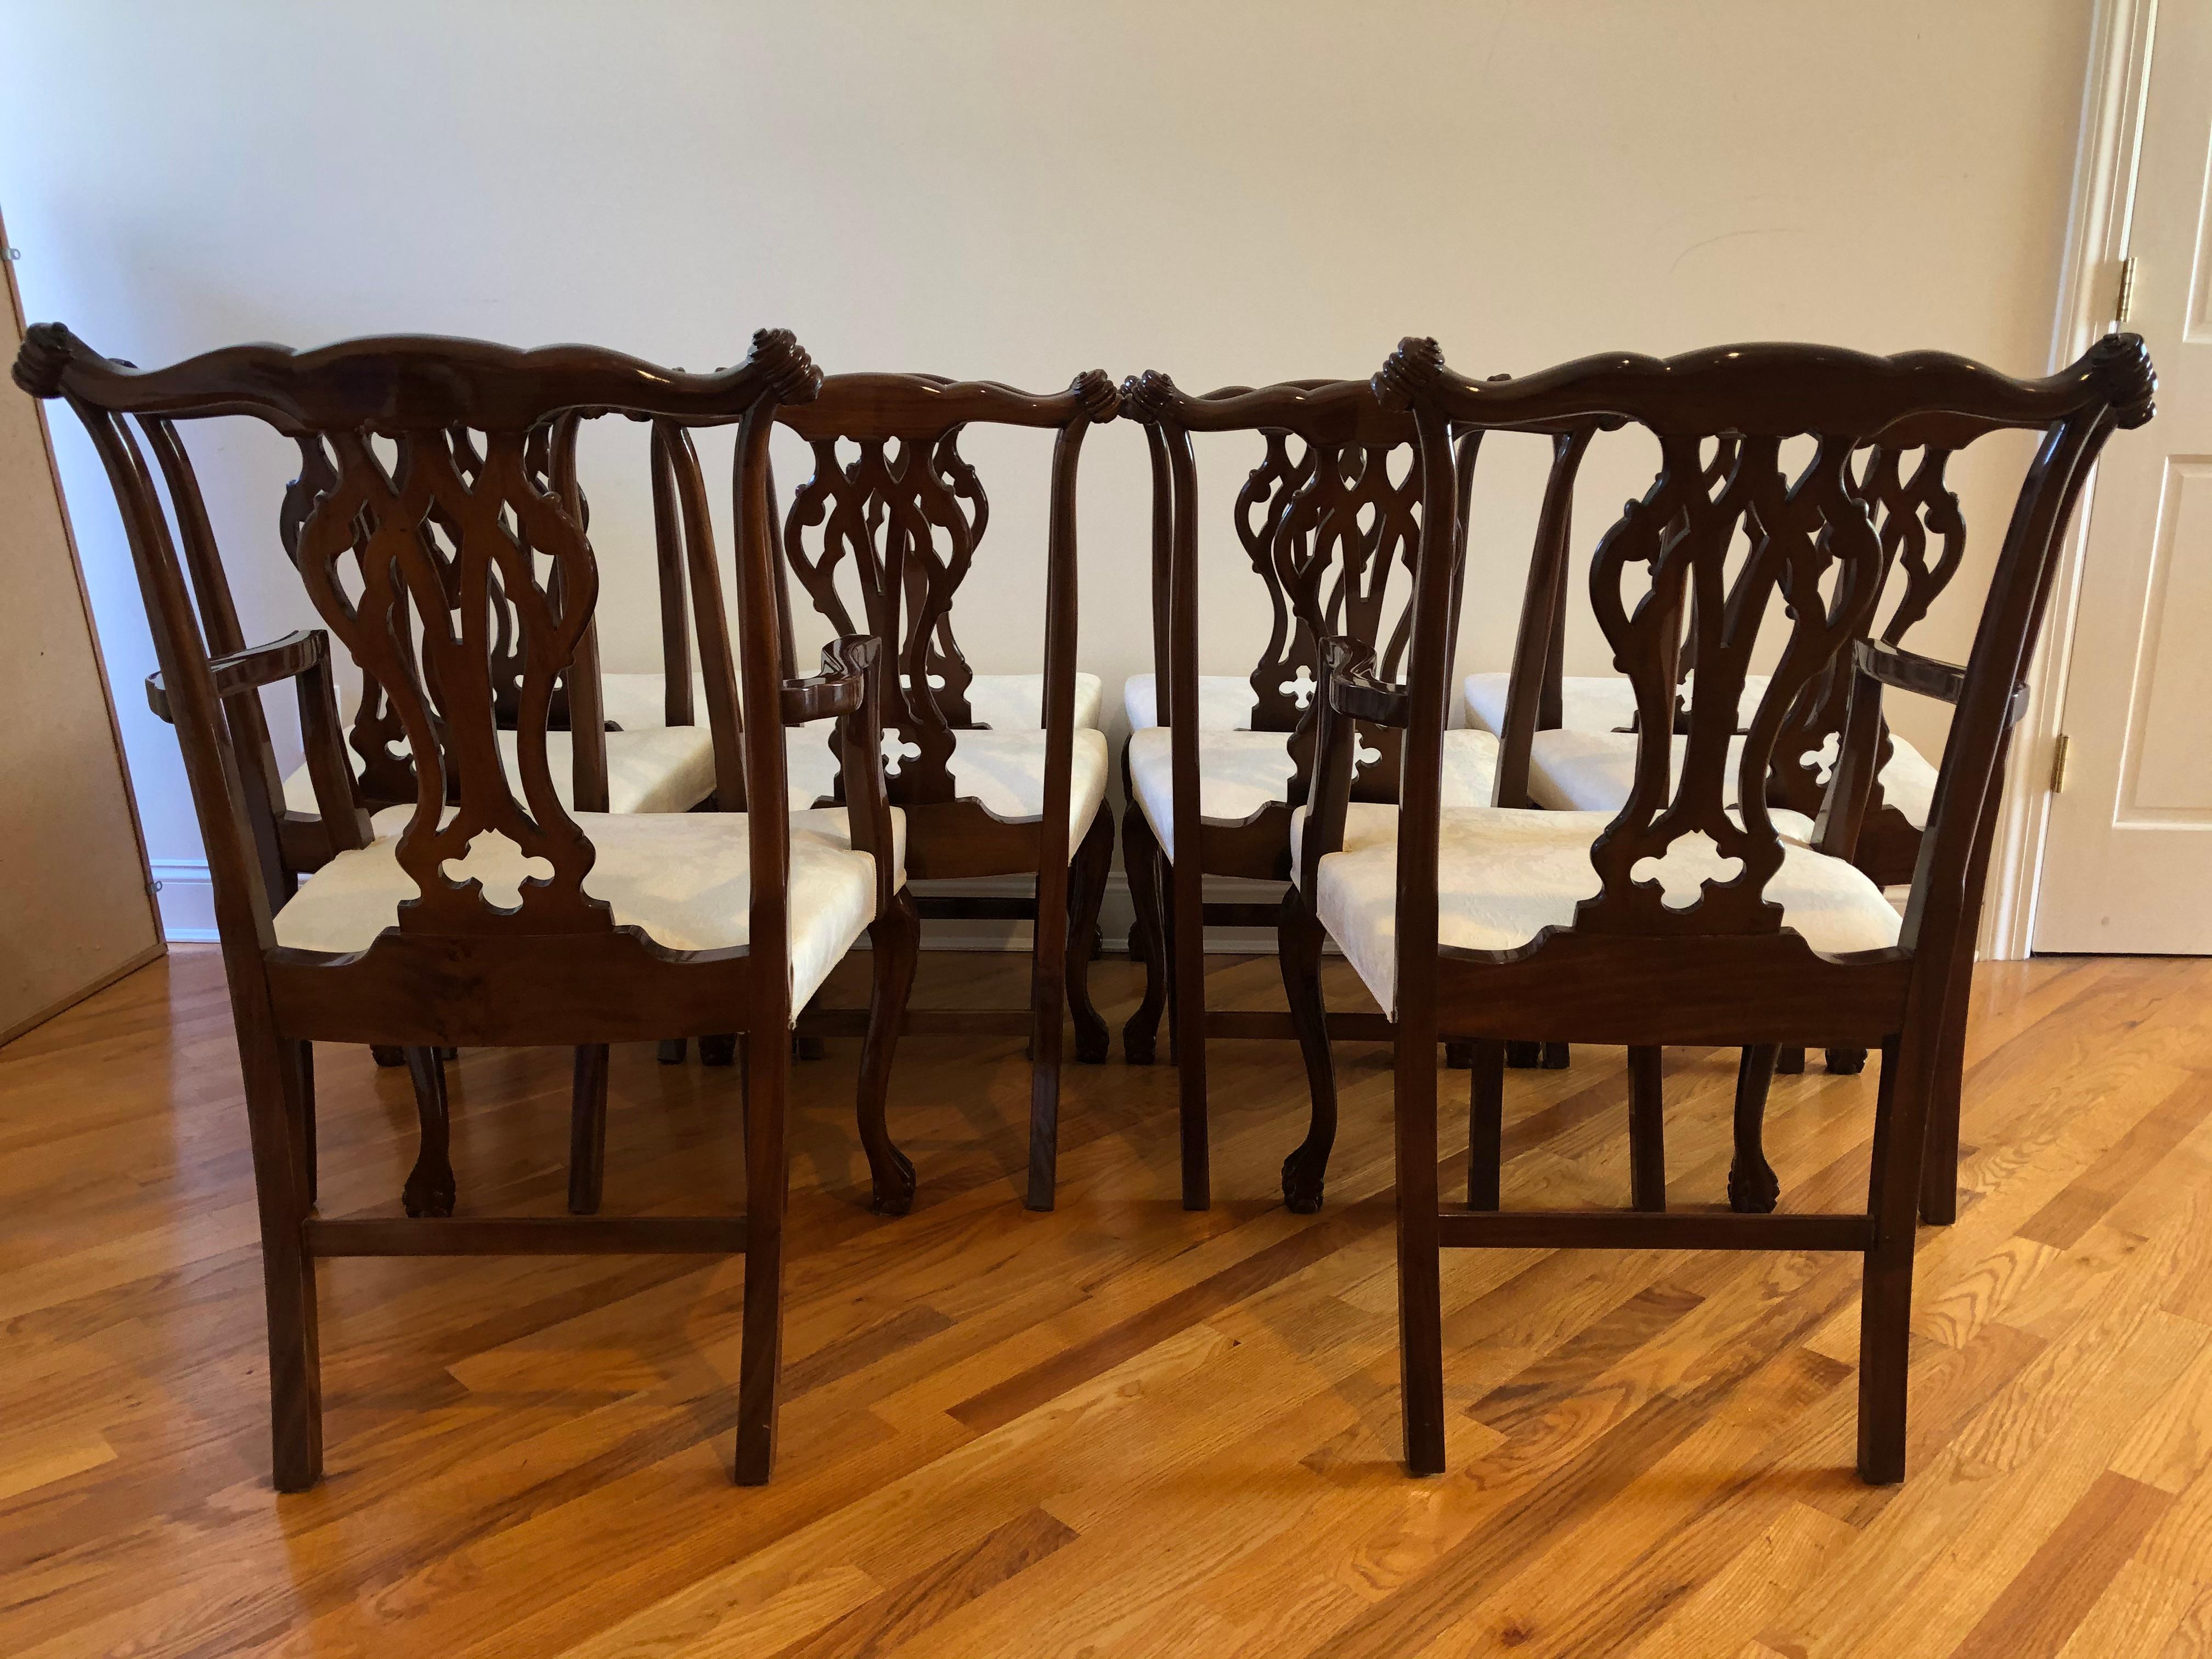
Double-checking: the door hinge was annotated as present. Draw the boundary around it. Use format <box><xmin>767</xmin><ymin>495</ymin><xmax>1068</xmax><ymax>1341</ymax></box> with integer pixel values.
<box><xmin>2050</xmin><ymin>732</ymin><xmax>2072</xmax><ymax>794</ymax></box>
<box><xmin>2115</xmin><ymin>255</ymin><xmax>2138</xmax><ymax>325</ymax></box>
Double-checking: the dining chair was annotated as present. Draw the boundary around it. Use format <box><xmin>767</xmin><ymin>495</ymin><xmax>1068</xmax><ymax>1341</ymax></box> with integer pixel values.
<box><xmin>1116</xmin><ymin>373</ymin><xmax>1499</xmax><ymax>1212</ymax></box>
<box><xmin>1285</xmin><ymin>331</ymin><xmax>2152</xmax><ymax>1480</ymax></box>
<box><xmin>766</xmin><ymin>369</ymin><xmax>1119</xmax><ymax>1214</ymax></box>
<box><xmin>16</xmin><ymin>321</ymin><xmax>916</xmax><ymax>1490</ymax></box>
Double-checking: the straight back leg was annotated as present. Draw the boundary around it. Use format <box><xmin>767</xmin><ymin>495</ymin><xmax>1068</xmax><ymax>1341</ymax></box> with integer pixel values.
<box><xmin>1277</xmin><ymin>889</ymin><xmax>1338</xmax><ymax>1214</ymax></box>
<box><xmin>1627</xmin><ymin>1046</ymin><xmax>1667</xmax><ymax>1211</ymax></box>
<box><xmin>566</xmin><ymin>1045</ymin><xmax>608</xmax><ymax>1217</ymax></box>
<box><xmin>1026</xmin><ymin>823</ymin><xmax>1074</xmax><ymax>1212</ymax></box>
<box><xmin>1065</xmin><ymin>808</ymin><xmax>1114</xmax><ymax>1064</ymax></box>
<box><xmin>1120</xmin><ymin>795</ymin><xmax>1170</xmax><ymax>1064</ymax></box>
<box><xmin>735</xmin><ymin>1011</ymin><xmax>791</xmax><ymax>1486</ymax></box>
<box><xmin>1171</xmin><ymin>835</ymin><xmax>1210</xmax><ymax>1210</ymax></box>
<box><xmin>245</xmin><ymin>1018</ymin><xmax>323</xmax><ymax>1492</ymax></box>
<box><xmin>1468</xmin><ymin>1040</ymin><xmax>1505</xmax><ymax>1210</ymax></box>
<box><xmin>1395</xmin><ymin>1029</ymin><xmax>1446</xmax><ymax>1475</ymax></box>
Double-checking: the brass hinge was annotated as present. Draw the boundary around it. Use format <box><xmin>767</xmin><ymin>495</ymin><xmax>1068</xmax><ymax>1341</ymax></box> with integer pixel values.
<box><xmin>2050</xmin><ymin>732</ymin><xmax>2072</xmax><ymax>794</ymax></box>
<box><xmin>2116</xmin><ymin>255</ymin><xmax>2138</xmax><ymax>325</ymax></box>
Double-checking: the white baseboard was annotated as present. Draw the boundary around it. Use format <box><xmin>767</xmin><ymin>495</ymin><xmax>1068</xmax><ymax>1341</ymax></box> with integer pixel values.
<box><xmin>150</xmin><ymin>859</ymin><xmax>217</xmax><ymax>943</ymax></box>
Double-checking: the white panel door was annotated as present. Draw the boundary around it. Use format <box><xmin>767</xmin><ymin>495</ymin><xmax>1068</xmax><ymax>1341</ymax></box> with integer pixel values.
<box><xmin>2037</xmin><ymin>1</ymin><xmax>2212</xmax><ymax>953</ymax></box>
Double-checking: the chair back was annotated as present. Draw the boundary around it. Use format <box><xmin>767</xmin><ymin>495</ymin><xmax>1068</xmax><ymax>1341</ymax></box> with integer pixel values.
<box><xmin>774</xmin><ymin>371</ymin><xmax>1118</xmax><ymax>811</ymax></box>
<box><xmin>1375</xmin><ymin>334</ymin><xmax>2153</xmax><ymax>995</ymax></box>
<box><xmin>15</xmin><ymin>325</ymin><xmax>817</xmax><ymax>976</ymax></box>
<box><xmin>1120</xmin><ymin>374</ymin><xmax>1474</xmax><ymax>803</ymax></box>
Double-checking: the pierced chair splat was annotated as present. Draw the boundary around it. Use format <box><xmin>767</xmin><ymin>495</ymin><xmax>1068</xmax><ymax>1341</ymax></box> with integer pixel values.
<box><xmin>1285</xmin><ymin>331</ymin><xmax>2152</xmax><ymax>1481</ymax></box>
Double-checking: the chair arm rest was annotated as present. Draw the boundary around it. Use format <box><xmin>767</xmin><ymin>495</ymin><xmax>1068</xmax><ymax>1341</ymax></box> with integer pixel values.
<box><xmin>1855</xmin><ymin>640</ymin><xmax>2029</xmax><ymax>730</ymax></box>
<box><xmin>780</xmin><ymin>635</ymin><xmax>879</xmax><ymax>724</ymax></box>
<box><xmin>144</xmin><ymin>629</ymin><xmax>325</xmax><ymax>724</ymax></box>
<box><xmin>1327</xmin><ymin>659</ymin><xmax>1411</xmax><ymax>727</ymax></box>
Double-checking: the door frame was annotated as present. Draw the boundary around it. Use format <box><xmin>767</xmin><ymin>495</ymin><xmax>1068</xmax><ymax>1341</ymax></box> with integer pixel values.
<box><xmin>1987</xmin><ymin>0</ymin><xmax>2158</xmax><ymax>960</ymax></box>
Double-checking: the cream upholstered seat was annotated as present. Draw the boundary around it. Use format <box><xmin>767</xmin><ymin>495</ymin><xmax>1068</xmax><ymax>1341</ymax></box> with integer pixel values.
<box><xmin>281</xmin><ymin>725</ymin><xmax>719</xmax><ymax>819</ymax></box>
<box><xmin>1461</xmin><ymin>671</ymin><xmax>1770</xmax><ymax>736</ymax></box>
<box><xmin>1128</xmin><ymin>726</ymin><xmax>1500</xmax><ymax>862</ymax></box>
<box><xmin>1291</xmin><ymin>802</ymin><xmax>1903</xmax><ymax>1018</ymax></box>
<box><xmin>787</xmin><ymin>723</ymin><xmax>1110</xmax><ymax>842</ymax></box>
<box><xmin>604</xmin><ymin>670</ymin><xmax>1104</xmax><ymax>734</ymax></box>
<box><xmin>274</xmin><ymin>804</ymin><xmax>906</xmax><ymax>1015</ymax></box>
<box><xmin>1122</xmin><ymin>673</ymin><xmax>1263</xmax><ymax>732</ymax></box>
<box><xmin>1521</xmin><ymin>727</ymin><xmax>1938</xmax><ymax>831</ymax></box>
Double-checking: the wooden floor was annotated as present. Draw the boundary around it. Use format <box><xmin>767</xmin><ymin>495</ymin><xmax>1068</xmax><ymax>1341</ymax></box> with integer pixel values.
<box><xmin>3</xmin><ymin>947</ymin><xmax>2211</xmax><ymax>1657</ymax></box>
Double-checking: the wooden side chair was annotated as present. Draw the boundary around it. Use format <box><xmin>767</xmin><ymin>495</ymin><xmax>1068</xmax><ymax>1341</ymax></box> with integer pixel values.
<box><xmin>18</xmin><ymin>321</ymin><xmax>918</xmax><ymax>1489</ymax></box>
<box><xmin>1116</xmin><ymin>374</ymin><xmax>1499</xmax><ymax>1212</ymax></box>
<box><xmin>769</xmin><ymin>370</ymin><xmax>1119</xmax><ymax>1214</ymax></box>
<box><xmin>1285</xmin><ymin>331</ymin><xmax>2151</xmax><ymax>1480</ymax></box>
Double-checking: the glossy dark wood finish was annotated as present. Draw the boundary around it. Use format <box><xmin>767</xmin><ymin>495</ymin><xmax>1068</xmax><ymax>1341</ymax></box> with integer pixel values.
<box><xmin>1288</xmin><ymin>331</ymin><xmax>2153</xmax><ymax>1481</ymax></box>
<box><xmin>10</xmin><ymin>320</ymin><xmax>919</xmax><ymax>1492</ymax></box>
<box><xmin>1118</xmin><ymin>373</ymin><xmax>1468</xmax><ymax>1212</ymax></box>
<box><xmin>769</xmin><ymin>369</ymin><xmax>1119</xmax><ymax>1212</ymax></box>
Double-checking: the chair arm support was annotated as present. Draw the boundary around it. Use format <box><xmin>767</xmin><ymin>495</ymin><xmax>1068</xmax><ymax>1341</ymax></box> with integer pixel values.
<box><xmin>1297</xmin><ymin>635</ymin><xmax>1385</xmax><ymax>898</ymax></box>
<box><xmin>143</xmin><ymin>629</ymin><xmax>325</xmax><ymax>724</ymax></box>
<box><xmin>803</xmin><ymin>635</ymin><xmax>898</xmax><ymax>906</ymax></box>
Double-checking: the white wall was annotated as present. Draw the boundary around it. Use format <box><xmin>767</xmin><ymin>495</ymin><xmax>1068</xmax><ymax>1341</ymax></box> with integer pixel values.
<box><xmin>0</xmin><ymin>0</ymin><xmax>2093</xmax><ymax>935</ymax></box>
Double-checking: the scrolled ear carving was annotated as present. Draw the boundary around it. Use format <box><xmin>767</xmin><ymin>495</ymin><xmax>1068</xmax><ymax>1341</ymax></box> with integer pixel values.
<box><xmin>1372</xmin><ymin>335</ymin><xmax>1447</xmax><ymax>412</ymax></box>
<box><xmin>1068</xmin><ymin>369</ymin><xmax>1120</xmax><ymax>425</ymax></box>
<box><xmin>1118</xmin><ymin>369</ymin><xmax>1178</xmax><ymax>424</ymax></box>
<box><xmin>746</xmin><ymin>327</ymin><xmax>822</xmax><ymax>407</ymax></box>
<box><xmin>11</xmin><ymin>320</ymin><xmax>82</xmax><ymax>399</ymax></box>
<box><xmin>2091</xmin><ymin>332</ymin><xmax>2157</xmax><ymax>430</ymax></box>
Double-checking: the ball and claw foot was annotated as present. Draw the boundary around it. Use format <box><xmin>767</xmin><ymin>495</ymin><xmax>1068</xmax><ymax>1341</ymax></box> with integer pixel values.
<box><xmin>1825</xmin><ymin>1046</ymin><xmax>1867</xmax><ymax>1075</ymax></box>
<box><xmin>1726</xmin><ymin>1158</ymin><xmax>1780</xmax><ymax>1214</ymax></box>
<box><xmin>868</xmin><ymin>1149</ymin><xmax>918</xmax><ymax>1218</ymax></box>
<box><xmin>698</xmin><ymin>1034</ymin><xmax>738</xmax><ymax>1067</ymax></box>
<box><xmin>1504</xmin><ymin>1040</ymin><xmax>1542</xmax><ymax>1069</ymax></box>
<box><xmin>1282</xmin><ymin>1149</ymin><xmax>1327</xmax><ymax>1215</ymax></box>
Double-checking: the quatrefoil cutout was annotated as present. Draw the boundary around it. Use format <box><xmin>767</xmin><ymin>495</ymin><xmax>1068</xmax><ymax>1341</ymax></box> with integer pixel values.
<box><xmin>1800</xmin><ymin>731</ymin><xmax>1841</xmax><ymax>787</ymax></box>
<box><xmin>1278</xmin><ymin>665</ymin><xmax>1317</xmax><ymax>709</ymax></box>
<box><xmin>438</xmin><ymin>830</ymin><xmax>555</xmax><ymax>910</ymax></box>
<box><xmin>1352</xmin><ymin>733</ymin><xmax>1383</xmax><ymax>774</ymax></box>
<box><xmin>1629</xmin><ymin>831</ymin><xmax>1744</xmax><ymax>911</ymax></box>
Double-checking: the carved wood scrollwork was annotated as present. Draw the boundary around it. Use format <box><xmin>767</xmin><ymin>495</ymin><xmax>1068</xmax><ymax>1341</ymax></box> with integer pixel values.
<box><xmin>1577</xmin><ymin>432</ymin><xmax>1884</xmax><ymax>936</ymax></box>
<box><xmin>1256</xmin><ymin>432</ymin><xmax>1426</xmax><ymax>797</ymax></box>
<box><xmin>1234</xmin><ymin>432</ymin><xmax>1314</xmax><ymax>731</ymax></box>
<box><xmin>1768</xmin><ymin>442</ymin><xmax>1966</xmax><ymax>822</ymax></box>
<box><xmin>782</xmin><ymin>429</ymin><xmax>987</xmax><ymax>805</ymax></box>
<box><xmin>291</xmin><ymin>426</ymin><xmax>611</xmax><ymax>935</ymax></box>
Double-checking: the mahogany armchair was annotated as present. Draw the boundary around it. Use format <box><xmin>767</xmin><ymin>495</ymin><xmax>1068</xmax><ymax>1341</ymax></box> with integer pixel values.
<box><xmin>1286</xmin><ymin>331</ymin><xmax>2152</xmax><ymax>1480</ymax></box>
<box><xmin>16</xmin><ymin>321</ymin><xmax>917</xmax><ymax>1489</ymax></box>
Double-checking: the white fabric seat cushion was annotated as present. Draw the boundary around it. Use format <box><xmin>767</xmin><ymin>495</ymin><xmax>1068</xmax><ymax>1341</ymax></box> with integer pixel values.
<box><xmin>1293</xmin><ymin>803</ymin><xmax>1903</xmax><ymax>1017</ymax></box>
<box><xmin>273</xmin><ymin>804</ymin><xmax>904</xmax><ymax>1016</ymax></box>
<box><xmin>1122</xmin><ymin>673</ymin><xmax>1264</xmax><ymax>732</ymax></box>
<box><xmin>1526</xmin><ymin>727</ymin><xmax>1937</xmax><ymax>831</ymax></box>
<box><xmin>282</xmin><ymin>725</ymin><xmax>718</xmax><ymax>820</ymax></box>
<box><xmin>604</xmin><ymin>670</ymin><xmax>1103</xmax><ymax>733</ymax></box>
<box><xmin>1128</xmin><ymin>726</ymin><xmax>1500</xmax><ymax>863</ymax></box>
<box><xmin>1463</xmin><ymin>672</ymin><xmax>1773</xmax><ymax>736</ymax></box>
<box><xmin>786</xmin><ymin>725</ymin><xmax>1110</xmax><ymax>849</ymax></box>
